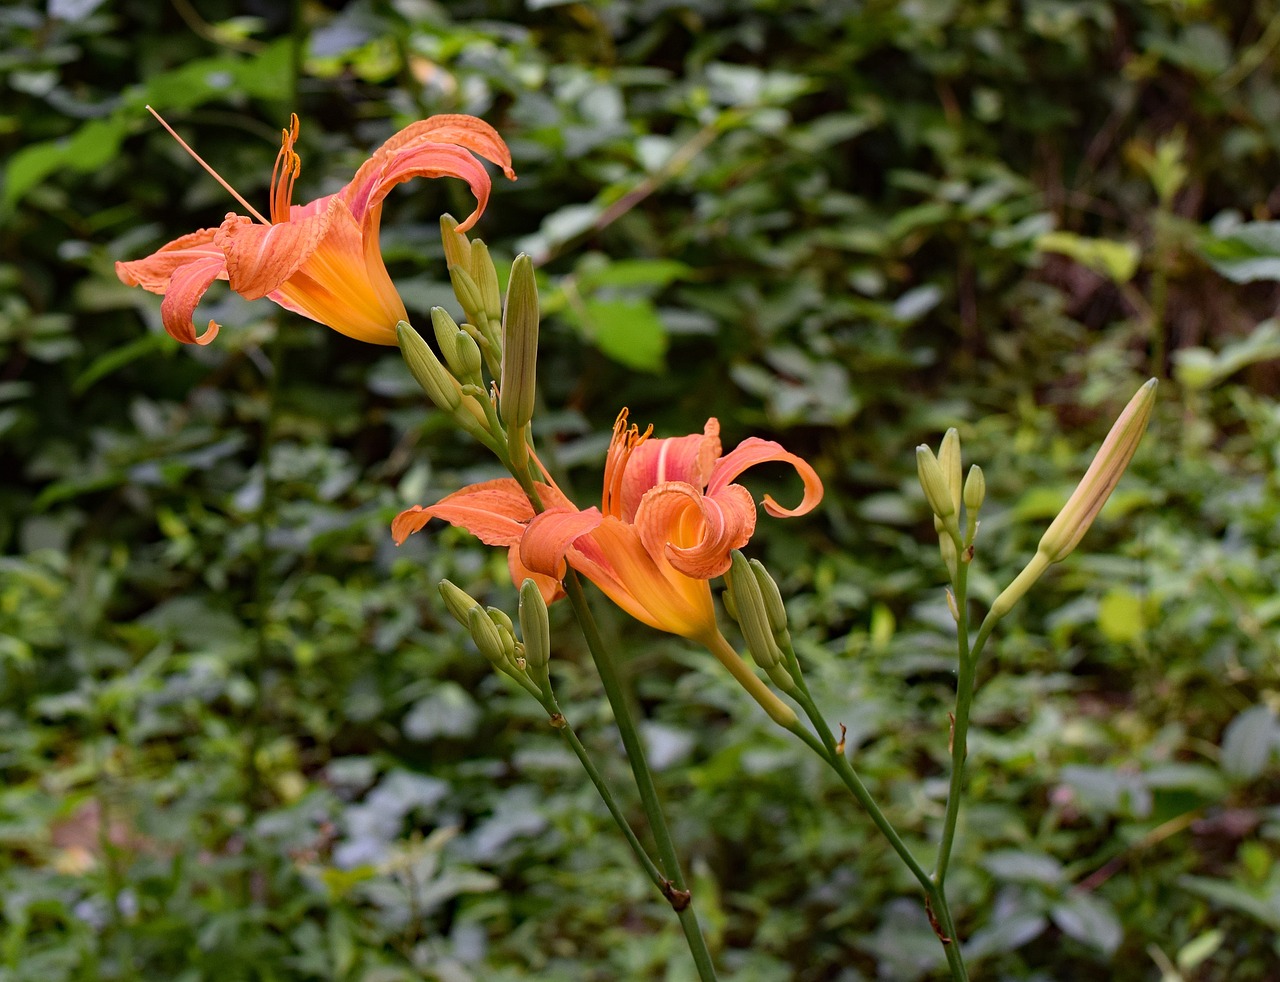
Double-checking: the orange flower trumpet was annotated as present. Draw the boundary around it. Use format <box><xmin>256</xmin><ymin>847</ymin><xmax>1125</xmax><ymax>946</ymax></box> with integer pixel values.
<box><xmin>116</xmin><ymin>108</ymin><xmax>515</xmax><ymax>346</ymax></box>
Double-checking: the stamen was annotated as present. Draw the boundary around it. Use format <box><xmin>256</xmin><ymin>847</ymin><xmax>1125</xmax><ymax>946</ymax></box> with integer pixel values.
<box><xmin>602</xmin><ymin>408</ymin><xmax>650</xmax><ymax>517</ymax></box>
<box><xmin>269</xmin><ymin>114</ymin><xmax>302</xmax><ymax>224</ymax></box>
<box><xmin>146</xmin><ymin>106</ymin><xmax>270</xmax><ymax>225</ymax></box>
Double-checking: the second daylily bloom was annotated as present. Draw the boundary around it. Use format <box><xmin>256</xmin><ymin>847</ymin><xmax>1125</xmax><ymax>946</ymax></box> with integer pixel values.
<box><xmin>116</xmin><ymin>110</ymin><xmax>515</xmax><ymax>346</ymax></box>
<box><xmin>393</xmin><ymin>411</ymin><xmax>823</xmax><ymax>645</ymax></box>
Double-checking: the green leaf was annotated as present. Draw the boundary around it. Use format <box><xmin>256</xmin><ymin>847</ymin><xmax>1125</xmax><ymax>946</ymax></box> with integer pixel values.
<box><xmin>1051</xmin><ymin>892</ymin><xmax>1123</xmax><ymax>957</ymax></box>
<box><xmin>1220</xmin><ymin>705</ymin><xmax>1280</xmax><ymax>780</ymax></box>
<box><xmin>1199</xmin><ymin>222</ymin><xmax>1280</xmax><ymax>283</ymax></box>
<box><xmin>1037</xmin><ymin>231</ymin><xmax>1140</xmax><ymax>283</ymax></box>
<box><xmin>1097</xmin><ymin>588</ymin><xmax>1145</xmax><ymax>644</ymax></box>
<box><xmin>578</xmin><ymin>297</ymin><xmax>668</xmax><ymax>371</ymax></box>
<box><xmin>3</xmin><ymin>117</ymin><xmax>128</xmax><ymax>208</ymax></box>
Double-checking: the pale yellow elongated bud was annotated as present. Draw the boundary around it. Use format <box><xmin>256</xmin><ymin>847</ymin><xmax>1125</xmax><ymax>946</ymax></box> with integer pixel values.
<box><xmin>440</xmin><ymin>215</ymin><xmax>471</xmax><ymax>275</ymax></box>
<box><xmin>917</xmin><ymin>445</ymin><xmax>956</xmax><ymax>521</ymax></box>
<box><xmin>518</xmin><ymin>579</ymin><xmax>551</xmax><ymax>678</ymax></box>
<box><xmin>486</xmin><ymin>606</ymin><xmax>518</xmax><ymax>661</ymax></box>
<box><xmin>455</xmin><ymin>330</ymin><xmax>483</xmax><ymax>383</ymax></box>
<box><xmin>467</xmin><ymin>606</ymin><xmax>508</xmax><ymax>668</ymax></box>
<box><xmin>747</xmin><ymin>559</ymin><xmax>789</xmax><ymax>639</ymax></box>
<box><xmin>938</xmin><ymin>428</ymin><xmax>962</xmax><ymax>513</ymax></box>
<box><xmin>449</xmin><ymin>264</ymin><xmax>486</xmax><ymax>325</ymax></box>
<box><xmin>439</xmin><ymin>579</ymin><xmax>480</xmax><ymax>627</ymax></box>
<box><xmin>963</xmin><ymin>464</ymin><xmax>985</xmax><ymax>514</ymax></box>
<box><xmin>500</xmin><ymin>254</ymin><xmax>539</xmax><ymax>431</ymax></box>
<box><xmin>397</xmin><ymin>321</ymin><xmax>461</xmax><ymax>413</ymax></box>
<box><xmin>1038</xmin><ymin>378</ymin><xmax>1157</xmax><ymax>563</ymax></box>
<box><xmin>471</xmin><ymin>240</ymin><xmax>503</xmax><ymax>325</ymax></box>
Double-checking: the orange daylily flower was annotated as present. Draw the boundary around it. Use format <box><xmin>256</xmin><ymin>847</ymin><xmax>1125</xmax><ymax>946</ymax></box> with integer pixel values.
<box><xmin>393</xmin><ymin>411</ymin><xmax>823</xmax><ymax>644</ymax></box>
<box><xmin>116</xmin><ymin>110</ymin><xmax>515</xmax><ymax>346</ymax></box>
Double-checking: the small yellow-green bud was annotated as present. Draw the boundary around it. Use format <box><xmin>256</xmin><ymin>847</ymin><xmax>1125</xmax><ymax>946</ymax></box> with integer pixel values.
<box><xmin>454</xmin><ymin>330</ymin><xmax>483</xmax><ymax>383</ymax></box>
<box><xmin>937</xmin><ymin>428</ymin><xmax>962</xmax><ymax>513</ymax></box>
<box><xmin>1038</xmin><ymin>378</ymin><xmax>1157</xmax><ymax>564</ymax></box>
<box><xmin>467</xmin><ymin>605</ymin><xmax>507</xmax><ymax>667</ymax></box>
<box><xmin>518</xmin><ymin>579</ymin><xmax>551</xmax><ymax>676</ymax></box>
<box><xmin>430</xmin><ymin>307</ymin><xmax>461</xmax><ymax>368</ymax></box>
<box><xmin>448</xmin><ymin>264</ymin><xmax>486</xmax><ymax>324</ymax></box>
<box><xmin>500</xmin><ymin>254</ymin><xmax>540</xmax><ymax>431</ymax></box>
<box><xmin>917</xmin><ymin>445</ymin><xmax>956</xmax><ymax>521</ymax></box>
<box><xmin>471</xmin><ymin>240</ymin><xmax>503</xmax><ymax>324</ymax></box>
<box><xmin>397</xmin><ymin>321</ymin><xmax>461</xmax><ymax>413</ymax></box>
<box><xmin>440</xmin><ymin>215</ymin><xmax>471</xmax><ymax>275</ymax></box>
<box><xmin>439</xmin><ymin>579</ymin><xmax>480</xmax><ymax>627</ymax></box>
<box><xmin>486</xmin><ymin>606</ymin><xmax>518</xmax><ymax>661</ymax></box>
<box><xmin>748</xmin><ymin>559</ymin><xmax>789</xmax><ymax>639</ymax></box>
<box><xmin>722</xmin><ymin>584</ymin><xmax>739</xmax><ymax>622</ymax></box>
<box><xmin>963</xmin><ymin>464</ymin><xmax>985</xmax><ymax>514</ymax></box>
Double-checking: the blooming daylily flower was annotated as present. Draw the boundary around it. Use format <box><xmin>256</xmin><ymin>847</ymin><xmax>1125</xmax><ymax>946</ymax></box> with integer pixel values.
<box><xmin>393</xmin><ymin>411</ymin><xmax>823</xmax><ymax>644</ymax></box>
<box><xmin>116</xmin><ymin>110</ymin><xmax>515</xmax><ymax>346</ymax></box>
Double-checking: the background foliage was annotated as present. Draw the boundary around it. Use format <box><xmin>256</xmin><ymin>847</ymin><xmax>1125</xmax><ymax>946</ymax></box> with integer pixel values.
<box><xmin>3</xmin><ymin>0</ymin><xmax>1280</xmax><ymax>979</ymax></box>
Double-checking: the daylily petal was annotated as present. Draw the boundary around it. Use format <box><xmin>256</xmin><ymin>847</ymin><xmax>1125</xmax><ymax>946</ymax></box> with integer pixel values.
<box><xmin>521</xmin><ymin>507</ymin><xmax>605</xmax><ymax>579</ymax></box>
<box><xmin>620</xmin><ymin>418</ymin><xmax>722</xmax><ymax>521</ymax></box>
<box><xmin>708</xmin><ymin>436</ymin><xmax>824</xmax><ymax>518</ymax></box>
<box><xmin>157</xmin><ymin>255</ymin><xmax>225</xmax><ymax>345</ymax></box>
<box><xmin>393</xmin><ymin>479</ymin><xmax>535</xmax><ymax>547</ymax></box>
<box><xmin>219</xmin><ymin>198</ymin><xmax>408</xmax><ymax>344</ymax></box>
<box><xmin>344</xmin><ymin>142</ymin><xmax>497</xmax><ymax>234</ymax></box>
<box><xmin>506</xmin><ymin>550</ymin><xmax>565</xmax><ymax>607</ymax></box>
<box><xmin>635</xmin><ymin>481</ymin><xmax>756</xmax><ymax>579</ymax></box>
<box><xmin>115</xmin><ymin>227</ymin><xmax>223</xmax><ymax>294</ymax></box>
<box><xmin>373</xmin><ymin>115</ymin><xmax>516</xmax><ymax>181</ymax></box>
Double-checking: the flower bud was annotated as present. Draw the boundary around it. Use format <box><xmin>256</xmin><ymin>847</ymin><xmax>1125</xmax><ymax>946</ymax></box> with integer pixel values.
<box><xmin>467</xmin><ymin>605</ymin><xmax>508</xmax><ymax>668</ymax></box>
<box><xmin>748</xmin><ymin>559</ymin><xmax>789</xmax><ymax>640</ymax></box>
<box><xmin>397</xmin><ymin>321</ymin><xmax>461</xmax><ymax>413</ymax></box>
<box><xmin>937</xmin><ymin>428</ymin><xmax>962</xmax><ymax>514</ymax></box>
<box><xmin>486</xmin><ymin>607</ymin><xmax>518</xmax><ymax>662</ymax></box>
<box><xmin>518</xmin><ymin>578</ymin><xmax>551</xmax><ymax>682</ymax></box>
<box><xmin>727</xmin><ymin>552</ymin><xmax>794</xmax><ymax>690</ymax></box>
<box><xmin>448</xmin><ymin>263</ymin><xmax>486</xmax><ymax>326</ymax></box>
<box><xmin>430</xmin><ymin>306</ymin><xmax>461</xmax><ymax>370</ymax></box>
<box><xmin>500</xmin><ymin>255</ymin><xmax>539</xmax><ymax>432</ymax></box>
<box><xmin>471</xmin><ymin>239</ymin><xmax>503</xmax><ymax>325</ymax></box>
<box><xmin>963</xmin><ymin>464</ymin><xmax>985</xmax><ymax>514</ymax></box>
<box><xmin>1038</xmin><ymin>379</ymin><xmax>1157</xmax><ymax>563</ymax></box>
<box><xmin>917</xmin><ymin>445</ymin><xmax>956</xmax><ymax>521</ymax></box>
<box><xmin>439</xmin><ymin>579</ymin><xmax>480</xmax><ymax>627</ymax></box>
<box><xmin>440</xmin><ymin>214</ymin><xmax>471</xmax><ymax>275</ymax></box>
<box><xmin>454</xmin><ymin>330</ymin><xmax>483</xmax><ymax>383</ymax></box>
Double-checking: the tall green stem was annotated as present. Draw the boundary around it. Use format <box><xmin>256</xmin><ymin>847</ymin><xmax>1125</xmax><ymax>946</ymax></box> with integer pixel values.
<box><xmin>562</xmin><ymin>572</ymin><xmax>719</xmax><ymax>982</ymax></box>
<box><xmin>934</xmin><ymin>553</ymin><xmax>973</xmax><ymax>886</ymax></box>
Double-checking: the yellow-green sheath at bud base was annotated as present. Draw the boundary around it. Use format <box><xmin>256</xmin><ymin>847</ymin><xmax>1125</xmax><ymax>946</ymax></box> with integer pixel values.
<box><xmin>439</xmin><ymin>215</ymin><xmax>472</xmax><ymax>275</ymax></box>
<box><xmin>500</xmin><ymin>254</ymin><xmax>539</xmax><ymax>431</ymax></box>
<box><xmin>938</xmin><ymin>428</ymin><xmax>962</xmax><ymax>513</ymax></box>
<box><xmin>439</xmin><ymin>579</ymin><xmax>480</xmax><ymax>627</ymax></box>
<box><xmin>397</xmin><ymin>321</ymin><xmax>461</xmax><ymax>413</ymax></box>
<box><xmin>518</xmin><ymin>578</ymin><xmax>551</xmax><ymax>676</ymax></box>
<box><xmin>1038</xmin><ymin>378</ymin><xmax>1157</xmax><ymax>564</ymax></box>
<box><xmin>917</xmin><ymin>445</ymin><xmax>956</xmax><ymax>521</ymax></box>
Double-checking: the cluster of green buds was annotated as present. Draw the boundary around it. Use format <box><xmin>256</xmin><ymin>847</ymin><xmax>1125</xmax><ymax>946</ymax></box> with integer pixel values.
<box><xmin>438</xmin><ymin>578</ymin><xmax>551</xmax><ymax>700</ymax></box>
<box><xmin>917</xmin><ymin>428</ymin><xmax>985</xmax><ymax>580</ymax></box>
<box><xmin>723</xmin><ymin>551</ymin><xmax>799</xmax><ymax>693</ymax></box>
<box><xmin>397</xmin><ymin>217</ymin><xmax>541</xmax><ymax>477</ymax></box>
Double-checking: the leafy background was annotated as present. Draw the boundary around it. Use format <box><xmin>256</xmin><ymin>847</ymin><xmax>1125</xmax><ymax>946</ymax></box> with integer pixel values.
<box><xmin>3</xmin><ymin>0</ymin><xmax>1280</xmax><ymax>979</ymax></box>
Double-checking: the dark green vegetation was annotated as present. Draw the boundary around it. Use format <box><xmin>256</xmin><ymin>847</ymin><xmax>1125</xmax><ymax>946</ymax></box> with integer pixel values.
<box><xmin>4</xmin><ymin>1</ymin><xmax>1280</xmax><ymax>979</ymax></box>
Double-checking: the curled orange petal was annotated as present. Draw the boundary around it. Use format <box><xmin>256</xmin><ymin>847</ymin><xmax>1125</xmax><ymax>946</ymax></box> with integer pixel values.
<box><xmin>635</xmin><ymin>481</ymin><xmax>756</xmax><ymax>579</ymax></box>
<box><xmin>707</xmin><ymin>436</ymin><xmax>823</xmax><ymax>518</ymax></box>
<box><xmin>620</xmin><ymin>418</ymin><xmax>721</xmax><ymax>521</ymax></box>
<box><xmin>157</xmin><ymin>255</ymin><xmax>225</xmax><ymax>345</ymax></box>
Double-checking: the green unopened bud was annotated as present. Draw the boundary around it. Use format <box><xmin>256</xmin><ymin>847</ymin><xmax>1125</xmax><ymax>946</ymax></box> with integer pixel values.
<box><xmin>467</xmin><ymin>605</ymin><xmax>507</xmax><ymax>667</ymax></box>
<box><xmin>449</xmin><ymin>264</ymin><xmax>486</xmax><ymax>325</ymax></box>
<box><xmin>439</xmin><ymin>579</ymin><xmax>481</xmax><ymax>627</ymax></box>
<box><xmin>500</xmin><ymin>254</ymin><xmax>539</xmax><ymax>431</ymax></box>
<box><xmin>917</xmin><ymin>445</ymin><xmax>956</xmax><ymax>521</ymax></box>
<box><xmin>397</xmin><ymin>321</ymin><xmax>461</xmax><ymax>413</ymax></box>
<box><xmin>454</xmin><ymin>330</ymin><xmax>483</xmax><ymax>383</ymax></box>
<box><xmin>518</xmin><ymin>579</ymin><xmax>551</xmax><ymax>681</ymax></box>
<box><xmin>727</xmin><ymin>552</ymin><xmax>793</xmax><ymax>690</ymax></box>
<box><xmin>722</xmin><ymin>583</ymin><xmax>739</xmax><ymax>622</ymax></box>
<box><xmin>747</xmin><ymin>559</ymin><xmax>789</xmax><ymax>639</ymax></box>
<box><xmin>471</xmin><ymin>240</ymin><xmax>503</xmax><ymax>324</ymax></box>
<box><xmin>430</xmin><ymin>307</ymin><xmax>461</xmax><ymax>369</ymax></box>
<box><xmin>1038</xmin><ymin>378</ymin><xmax>1157</xmax><ymax>563</ymax></box>
<box><xmin>963</xmin><ymin>464</ymin><xmax>985</xmax><ymax>514</ymax></box>
<box><xmin>937</xmin><ymin>428</ymin><xmax>962</xmax><ymax>514</ymax></box>
<box><xmin>440</xmin><ymin>215</ymin><xmax>471</xmax><ymax>275</ymax></box>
